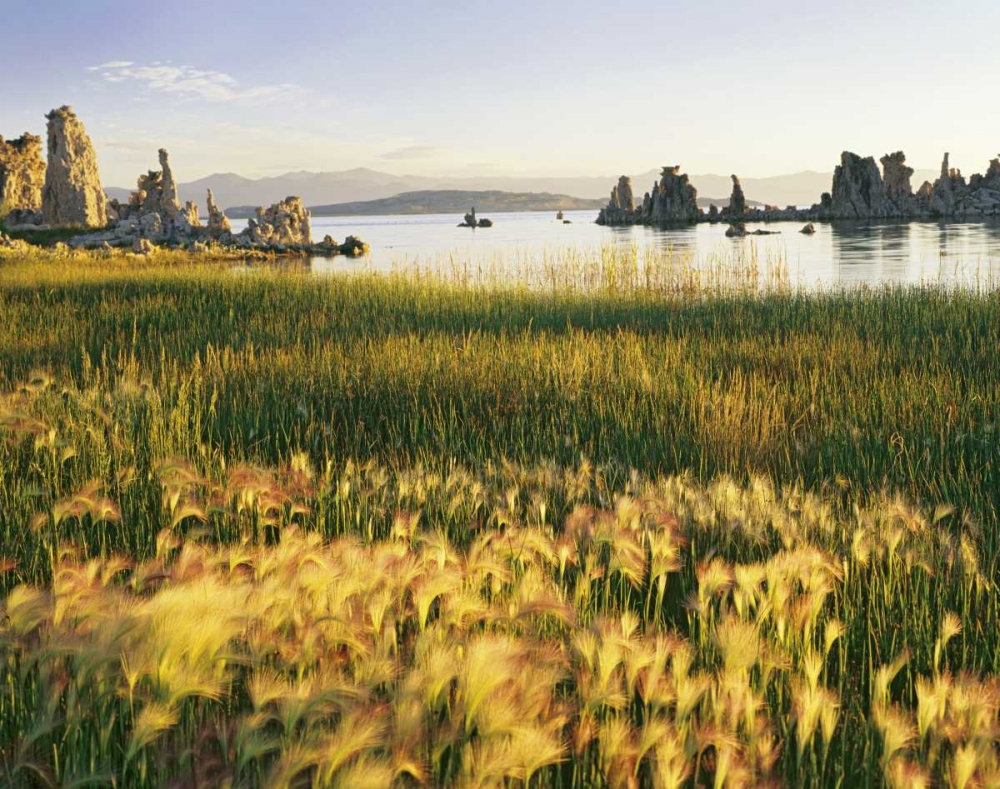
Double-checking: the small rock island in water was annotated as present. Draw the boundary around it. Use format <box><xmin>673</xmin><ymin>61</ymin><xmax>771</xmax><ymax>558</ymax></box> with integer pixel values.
<box><xmin>458</xmin><ymin>207</ymin><xmax>493</xmax><ymax>228</ymax></box>
<box><xmin>0</xmin><ymin>106</ymin><xmax>368</xmax><ymax>257</ymax></box>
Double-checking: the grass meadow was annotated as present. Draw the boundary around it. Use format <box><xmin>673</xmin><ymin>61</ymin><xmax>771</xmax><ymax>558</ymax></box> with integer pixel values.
<box><xmin>1</xmin><ymin>244</ymin><xmax>999</xmax><ymax>788</ymax></box>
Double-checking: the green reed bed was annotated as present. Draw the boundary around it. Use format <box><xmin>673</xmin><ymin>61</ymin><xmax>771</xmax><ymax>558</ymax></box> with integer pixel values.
<box><xmin>1</xmin><ymin>245</ymin><xmax>999</xmax><ymax>787</ymax></box>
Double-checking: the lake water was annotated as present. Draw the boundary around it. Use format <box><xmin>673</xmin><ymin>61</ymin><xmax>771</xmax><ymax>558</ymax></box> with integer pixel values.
<box><xmin>231</xmin><ymin>210</ymin><xmax>1000</xmax><ymax>288</ymax></box>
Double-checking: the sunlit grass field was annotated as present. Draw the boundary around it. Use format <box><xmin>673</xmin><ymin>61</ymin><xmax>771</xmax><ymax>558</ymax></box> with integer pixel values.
<box><xmin>1</xmin><ymin>245</ymin><xmax>999</xmax><ymax>788</ymax></box>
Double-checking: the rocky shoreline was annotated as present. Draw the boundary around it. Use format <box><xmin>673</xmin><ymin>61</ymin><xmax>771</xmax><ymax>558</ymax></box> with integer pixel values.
<box><xmin>597</xmin><ymin>151</ymin><xmax>1000</xmax><ymax>228</ymax></box>
<box><xmin>0</xmin><ymin>107</ymin><xmax>368</xmax><ymax>257</ymax></box>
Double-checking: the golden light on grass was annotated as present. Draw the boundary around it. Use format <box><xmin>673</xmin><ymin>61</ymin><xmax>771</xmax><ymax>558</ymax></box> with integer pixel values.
<box><xmin>2</xmin><ymin>249</ymin><xmax>1000</xmax><ymax>786</ymax></box>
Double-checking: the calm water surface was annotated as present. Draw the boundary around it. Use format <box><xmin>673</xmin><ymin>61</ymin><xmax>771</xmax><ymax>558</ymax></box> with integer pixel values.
<box><xmin>232</xmin><ymin>210</ymin><xmax>1000</xmax><ymax>288</ymax></box>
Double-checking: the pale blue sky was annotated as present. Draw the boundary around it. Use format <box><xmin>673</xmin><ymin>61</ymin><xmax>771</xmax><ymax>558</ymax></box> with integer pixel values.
<box><xmin>3</xmin><ymin>1</ymin><xmax>998</xmax><ymax>186</ymax></box>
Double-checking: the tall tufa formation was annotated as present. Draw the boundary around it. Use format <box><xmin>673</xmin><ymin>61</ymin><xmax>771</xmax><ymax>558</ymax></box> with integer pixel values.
<box><xmin>0</xmin><ymin>133</ymin><xmax>45</xmax><ymax>213</ymax></box>
<box><xmin>612</xmin><ymin>175</ymin><xmax>635</xmax><ymax>212</ymax></box>
<box><xmin>158</xmin><ymin>148</ymin><xmax>180</xmax><ymax>220</ymax></box>
<box><xmin>828</xmin><ymin>152</ymin><xmax>898</xmax><ymax>219</ymax></box>
<box><xmin>121</xmin><ymin>148</ymin><xmax>201</xmax><ymax>239</ymax></box>
<box><xmin>649</xmin><ymin>166</ymin><xmax>699</xmax><ymax>224</ymax></box>
<box><xmin>597</xmin><ymin>176</ymin><xmax>635</xmax><ymax>224</ymax></box>
<box><xmin>879</xmin><ymin>151</ymin><xmax>915</xmax><ymax>211</ymax></box>
<box><xmin>926</xmin><ymin>153</ymin><xmax>965</xmax><ymax>216</ymax></box>
<box><xmin>132</xmin><ymin>150</ymin><xmax>182</xmax><ymax>219</ymax></box>
<box><xmin>42</xmin><ymin>106</ymin><xmax>107</xmax><ymax>228</ymax></box>
<box><xmin>727</xmin><ymin>174</ymin><xmax>747</xmax><ymax>218</ymax></box>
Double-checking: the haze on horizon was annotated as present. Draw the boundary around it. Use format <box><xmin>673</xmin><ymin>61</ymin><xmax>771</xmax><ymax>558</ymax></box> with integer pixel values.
<box><xmin>3</xmin><ymin>0</ymin><xmax>998</xmax><ymax>189</ymax></box>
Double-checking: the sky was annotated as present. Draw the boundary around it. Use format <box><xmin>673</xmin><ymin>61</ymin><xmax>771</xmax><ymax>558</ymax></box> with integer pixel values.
<box><xmin>2</xmin><ymin>0</ymin><xmax>999</xmax><ymax>187</ymax></box>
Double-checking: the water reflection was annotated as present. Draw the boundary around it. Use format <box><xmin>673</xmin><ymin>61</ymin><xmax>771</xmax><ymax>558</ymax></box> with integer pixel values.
<box><xmin>231</xmin><ymin>211</ymin><xmax>1000</xmax><ymax>288</ymax></box>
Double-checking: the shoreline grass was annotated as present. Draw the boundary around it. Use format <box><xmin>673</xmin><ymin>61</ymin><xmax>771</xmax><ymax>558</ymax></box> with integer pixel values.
<box><xmin>2</xmin><ymin>248</ymin><xmax>999</xmax><ymax>787</ymax></box>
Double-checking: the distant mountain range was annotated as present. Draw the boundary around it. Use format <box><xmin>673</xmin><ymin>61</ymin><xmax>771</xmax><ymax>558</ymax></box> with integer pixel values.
<box><xmin>105</xmin><ymin>166</ymin><xmax>940</xmax><ymax>212</ymax></box>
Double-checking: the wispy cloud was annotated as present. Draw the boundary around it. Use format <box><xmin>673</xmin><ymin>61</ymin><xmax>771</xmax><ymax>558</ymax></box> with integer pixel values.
<box><xmin>379</xmin><ymin>144</ymin><xmax>450</xmax><ymax>161</ymax></box>
<box><xmin>88</xmin><ymin>61</ymin><xmax>305</xmax><ymax>104</ymax></box>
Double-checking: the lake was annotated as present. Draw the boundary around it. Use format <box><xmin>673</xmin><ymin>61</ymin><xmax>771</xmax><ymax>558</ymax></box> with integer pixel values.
<box><xmin>231</xmin><ymin>210</ymin><xmax>1000</xmax><ymax>288</ymax></box>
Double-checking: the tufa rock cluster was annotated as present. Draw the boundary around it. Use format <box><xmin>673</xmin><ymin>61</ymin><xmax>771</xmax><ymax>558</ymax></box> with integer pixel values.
<box><xmin>597</xmin><ymin>167</ymin><xmax>699</xmax><ymax>226</ymax></box>
<box><xmin>104</xmin><ymin>149</ymin><xmax>202</xmax><ymax>242</ymax></box>
<box><xmin>823</xmin><ymin>150</ymin><xmax>1000</xmax><ymax>220</ymax></box>
<box><xmin>3</xmin><ymin>106</ymin><xmax>367</xmax><ymax>257</ymax></box>
<box><xmin>599</xmin><ymin>150</ymin><xmax>1000</xmax><ymax>228</ymax></box>
<box><xmin>80</xmin><ymin>148</ymin><xmax>202</xmax><ymax>247</ymax></box>
<box><xmin>237</xmin><ymin>197</ymin><xmax>312</xmax><ymax>247</ymax></box>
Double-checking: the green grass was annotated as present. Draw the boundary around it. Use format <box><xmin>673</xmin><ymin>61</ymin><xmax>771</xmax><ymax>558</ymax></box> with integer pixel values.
<box><xmin>1</xmin><ymin>246</ymin><xmax>999</xmax><ymax>788</ymax></box>
<box><xmin>1</xmin><ymin>249</ymin><xmax>997</xmax><ymax>541</ymax></box>
<box><xmin>1</xmin><ymin>225</ymin><xmax>94</xmax><ymax>245</ymax></box>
